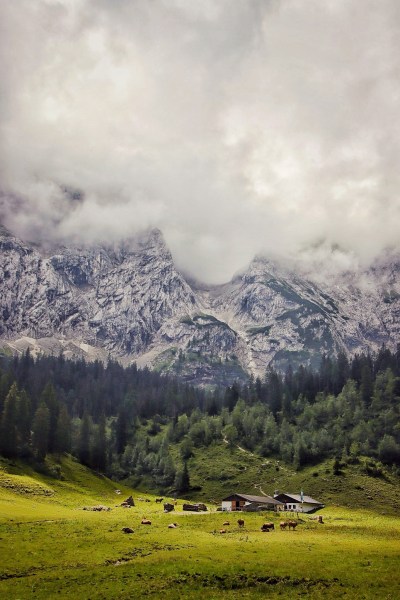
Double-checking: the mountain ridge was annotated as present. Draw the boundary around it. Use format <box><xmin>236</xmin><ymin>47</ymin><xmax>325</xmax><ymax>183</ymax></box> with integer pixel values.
<box><xmin>1</xmin><ymin>224</ymin><xmax>399</xmax><ymax>385</ymax></box>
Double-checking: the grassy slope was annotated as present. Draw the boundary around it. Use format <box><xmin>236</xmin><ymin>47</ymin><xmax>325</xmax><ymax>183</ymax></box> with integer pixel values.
<box><xmin>157</xmin><ymin>440</ymin><xmax>400</xmax><ymax>515</ymax></box>
<box><xmin>1</xmin><ymin>455</ymin><xmax>400</xmax><ymax>599</ymax></box>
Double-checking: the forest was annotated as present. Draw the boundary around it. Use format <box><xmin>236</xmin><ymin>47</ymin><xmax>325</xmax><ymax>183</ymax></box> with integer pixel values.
<box><xmin>1</xmin><ymin>346</ymin><xmax>400</xmax><ymax>491</ymax></box>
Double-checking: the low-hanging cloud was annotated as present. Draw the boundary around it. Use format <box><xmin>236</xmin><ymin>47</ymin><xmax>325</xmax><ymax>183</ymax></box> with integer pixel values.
<box><xmin>0</xmin><ymin>0</ymin><xmax>399</xmax><ymax>283</ymax></box>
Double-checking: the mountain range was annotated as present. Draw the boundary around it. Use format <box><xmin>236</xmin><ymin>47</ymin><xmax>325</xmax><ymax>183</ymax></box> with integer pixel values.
<box><xmin>1</xmin><ymin>224</ymin><xmax>399</xmax><ymax>385</ymax></box>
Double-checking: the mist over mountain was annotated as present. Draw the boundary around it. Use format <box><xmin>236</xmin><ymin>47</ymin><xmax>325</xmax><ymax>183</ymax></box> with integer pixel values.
<box><xmin>1</xmin><ymin>225</ymin><xmax>399</xmax><ymax>386</ymax></box>
<box><xmin>1</xmin><ymin>1</ymin><xmax>400</xmax><ymax>283</ymax></box>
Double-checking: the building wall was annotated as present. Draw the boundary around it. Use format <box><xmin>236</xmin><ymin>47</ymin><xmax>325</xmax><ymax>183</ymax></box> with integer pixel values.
<box><xmin>221</xmin><ymin>500</ymin><xmax>247</xmax><ymax>511</ymax></box>
<box><xmin>282</xmin><ymin>502</ymin><xmax>316</xmax><ymax>513</ymax></box>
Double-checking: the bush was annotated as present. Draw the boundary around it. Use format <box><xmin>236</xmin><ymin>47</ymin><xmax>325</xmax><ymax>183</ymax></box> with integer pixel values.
<box><xmin>362</xmin><ymin>460</ymin><xmax>384</xmax><ymax>478</ymax></box>
<box><xmin>378</xmin><ymin>435</ymin><xmax>400</xmax><ymax>465</ymax></box>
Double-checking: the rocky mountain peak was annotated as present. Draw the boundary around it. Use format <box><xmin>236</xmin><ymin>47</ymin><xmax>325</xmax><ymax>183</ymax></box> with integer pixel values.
<box><xmin>0</xmin><ymin>226</ymin><xmax>399</xmax><ymax>386</ymax></box>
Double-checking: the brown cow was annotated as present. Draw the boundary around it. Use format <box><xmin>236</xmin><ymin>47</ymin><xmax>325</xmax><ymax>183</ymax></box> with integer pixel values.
<box><xmin>288</xmin><ymin>521</ymin><xmax>297</xmax><ymax>530</ymax></box>
<box><xmin>121</xmin><ymin>527</ymin><xmax>134</xmax><ymax>534</ymax></box>
<box><xmin>261</xmin><ymin>522</ymin><xmax>274</xmax><ymax>531</ymax></box>
<box><xmin>141</xmin><ymin>519</ymin><xmax>151</xmax><ymax>525</ymax></box>
<box><xmin>280</xmin><ymin>521</ymin><xmax>288</xmax><ymax>530</ymax></box>
<box><xmin>155</xmin><ymin>498</ymin><xmax>164</xmax><ymax>503</ymax></box>
<box><xmin>237</xmin><ymin>519</ymin><xmax>245</xmax><ymax>528</ymax></box>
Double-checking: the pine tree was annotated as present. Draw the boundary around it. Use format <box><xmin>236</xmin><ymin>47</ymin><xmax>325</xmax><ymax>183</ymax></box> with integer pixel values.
<box><xmin>0</xmin><ymin>372</ymin><xmax>13</xmax><ymax>416</ymax></box>
<box><xmin>174</xmin><ymin>461</ymin><xmax>190</xmax><ymax>493</ymax></box>
<box><xmin>115</xmin><ymin>408</ymin><xmax>128</xmax><ymax>454</ymax></box>
<box><xmin>360</xmin><ymin>363</ymin><xmax>373</xmax><ymax>406</ymax></box>
<box><xmin>180</xmin><ymin>436</ymin><xmax>194</xmax><ymax>460</ymax></box>
<box><xmin>54</xmin><ymin>404</ymin><xmax>71</xmax><ymax>454</ymax></box>
<box><xmin>265</xmin><ymin>368</ymin><xmax>283</xmax><ymax>415</ymax></box>
<box><xmin>378</xmin><ymin>434</ymin><xmax>400</xmax><ymax>465</ymax></box>
<box><xmin>91</xmin><ymin>415</ymin><xmax>107</xmax><ymax>471</ymax></box>
<box><xmin>78</xmin><ymin>412</ymin><xmax>91</xmax><ymax>466</ymax></box>
<box><xmin>0</xmin><ymin>382</ymin><xmax>19</xmax><ymax>458</ymax></box>
<box><xmin>32</xmin><ymin>403</ymin><xmax>50</xmax><ymax>462</ymax></box>
<box><xmin>333</xmin><ymin>351</ymin><xmax>350</xmax><ymax>395</ymax></box>
<box><xmin>41</xmin><ymin>383</ymin><xmax>59</xmax><ymax>453</ymax></box>
<box><xmin>17</xmin><ymin>389</ymin><xmax>32</xmax><ymax>455</ymax></box>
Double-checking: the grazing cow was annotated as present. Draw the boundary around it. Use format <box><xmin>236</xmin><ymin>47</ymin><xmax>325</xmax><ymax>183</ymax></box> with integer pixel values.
<box><xmin>141</xmin><ymin>519</ymin><xmax>151</xmax><ymax>525</ymax></box>
<box><xmin>121</xmin><ymin>495</ymin><xmax>135</xmax><ymax>508</ymax></box>
<box><xmin>261</xmin><ymin>522</ymin><xmax>274</xmax><ymax>531</ymax></box>
<box><xmin>219</xmin><ymin>529</ymin><xmax>227</xmax><ymax>534</ymax></box>
<box><xmin>309</xmin><ymin>515</ymin><xmax>324</xmax><ymax>523</ymax></box>
<box><xmin>280</xmin><ymin>521</ymin><xmax>288</xmax><ymax>530</ymax></box>
<box><xmin>155</xmin><ymin>498</ymin><xmax>164</xmax><ymax>503</ymax></box>
<box><xmin>222</xmin><ymin>521</ymin><xmax>230</xmax><ymax>526</ymax></box>
<box><xmin>121</xmin><ymin>527</ymin><xmax>134</xmax><ymax>534</ymax></box>
<box><xmin>168</xmin><ymin>523</ymin><xmax>178</xmax><ymax>529</ymax></box>
<box><xmin>288</xmin><ymin>521</ymin><xmax>297</xmax><ymax>530</ymax></box>
<box><xmin>237</xmin><ymin>519</ymin><xmax>245</xmax><ymax>528</ymax></box>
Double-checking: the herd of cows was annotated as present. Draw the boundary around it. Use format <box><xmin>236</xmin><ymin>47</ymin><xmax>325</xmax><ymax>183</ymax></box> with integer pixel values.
<box><xmin>121</xmin><ymin>517</ymin><xmax>302</xmax><ymax>535</ymax></box>
<box><xmin>116</xmin><ymin>496</ymin><xmax>324</xmax><ymax>535</ymax></box>
<box><xmin>218</xmin><ymin>518</ymin><xmax>298</xmax><ymax>534</ymax></box>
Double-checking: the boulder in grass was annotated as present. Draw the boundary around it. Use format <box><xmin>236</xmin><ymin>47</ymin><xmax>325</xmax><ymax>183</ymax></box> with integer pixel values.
<box><xmin>183</xmin><ymin>503</ymin><xmax>207</xmax><ymax>512</ymax></box>
<box><xmin>183</xmin><ymin>503</ymin><xmax>199</xmax><ymax>512</ymax></box>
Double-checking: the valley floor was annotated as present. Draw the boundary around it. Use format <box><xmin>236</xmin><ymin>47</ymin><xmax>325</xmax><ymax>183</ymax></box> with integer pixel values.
<box><xmin>1</xmin><ymin>458</ymin><xmax>400</xmax><ymax>599</ymax></box>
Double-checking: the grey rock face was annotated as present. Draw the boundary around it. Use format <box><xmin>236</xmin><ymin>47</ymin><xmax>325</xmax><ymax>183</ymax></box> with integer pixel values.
<box><xmin>0</xmin><ymin>225</ymin><xmax>399</xmax><ymax>384</ymax></box>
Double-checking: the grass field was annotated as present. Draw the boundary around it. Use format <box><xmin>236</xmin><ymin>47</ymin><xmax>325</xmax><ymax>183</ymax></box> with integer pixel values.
<box><xmin>1</xmin><ymin>456</ymin><xmax>400</xmax><ymax>599</ymax></box>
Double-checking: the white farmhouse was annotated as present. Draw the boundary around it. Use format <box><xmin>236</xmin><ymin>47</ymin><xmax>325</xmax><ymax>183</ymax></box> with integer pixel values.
<box><xmin>273</xmin><ymin>492</ymin><xmax>324</xmax><ymax>513</ymax></box>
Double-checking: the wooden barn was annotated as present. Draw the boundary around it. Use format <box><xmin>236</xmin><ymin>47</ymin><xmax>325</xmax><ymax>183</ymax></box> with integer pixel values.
<box><xmin>221</xmin><ymin>493</ymin><xmax>282</xmax><ymax>512</ymax></box>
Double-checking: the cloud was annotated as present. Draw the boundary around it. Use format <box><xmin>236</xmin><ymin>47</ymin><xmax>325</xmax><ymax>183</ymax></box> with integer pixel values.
<box><xmin>0</xmin><ymin>0</ymin><xmax>399</xmax><ymax>283</ymax></box>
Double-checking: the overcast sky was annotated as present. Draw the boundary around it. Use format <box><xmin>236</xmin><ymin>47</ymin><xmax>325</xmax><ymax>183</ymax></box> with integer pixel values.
<box><xmin>1</xmin><ymin>0</ymin><xmax>399</xmax><ymax>283</ymax></box>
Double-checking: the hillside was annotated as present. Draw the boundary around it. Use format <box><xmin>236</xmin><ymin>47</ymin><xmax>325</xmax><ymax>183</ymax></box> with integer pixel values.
<box><xmin>0</xmin><ymin>455</ymin><xmax>138</xmax><ymax>515</ymax></box>
<box><xmin>126</xmin><ymin>440</ymin><xmax>400</xmax><ymax>515</ymax></box>
<box><xmin>2</xmin><ymin>450</ymin><xmax>399</xmax><ymax>519</ymax></box>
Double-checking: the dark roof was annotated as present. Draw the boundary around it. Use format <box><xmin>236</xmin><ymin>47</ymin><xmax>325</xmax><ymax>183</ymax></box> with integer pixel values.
<box><xmin>275</xmin><ymin>493</ymin><xmax>323</xmax><ymax>505</ymax></box>
<box><xmin>222</xmin><ymin>493</ymin><xmax>280</xmax><ymax>505</ymax></box>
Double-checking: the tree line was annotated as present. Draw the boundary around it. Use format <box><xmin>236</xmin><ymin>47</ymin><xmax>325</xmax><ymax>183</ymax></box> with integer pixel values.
<box><xmin>0</xmin><ymin>346</ymin><xmax>399</xmax><ymax>490</ymax></box>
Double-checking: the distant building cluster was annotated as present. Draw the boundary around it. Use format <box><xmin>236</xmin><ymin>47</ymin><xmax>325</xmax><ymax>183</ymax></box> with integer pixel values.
<box><xmin>221</xmin><ymin>492</ymin><xmax>324</xmax><ymax>513</ymax></box>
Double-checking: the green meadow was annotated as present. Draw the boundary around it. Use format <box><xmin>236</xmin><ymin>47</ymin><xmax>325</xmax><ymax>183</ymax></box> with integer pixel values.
<box><xmin>1</xmin><ymin>456</ymin><xmax>400</xmax><ymax>599</ymax></box>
